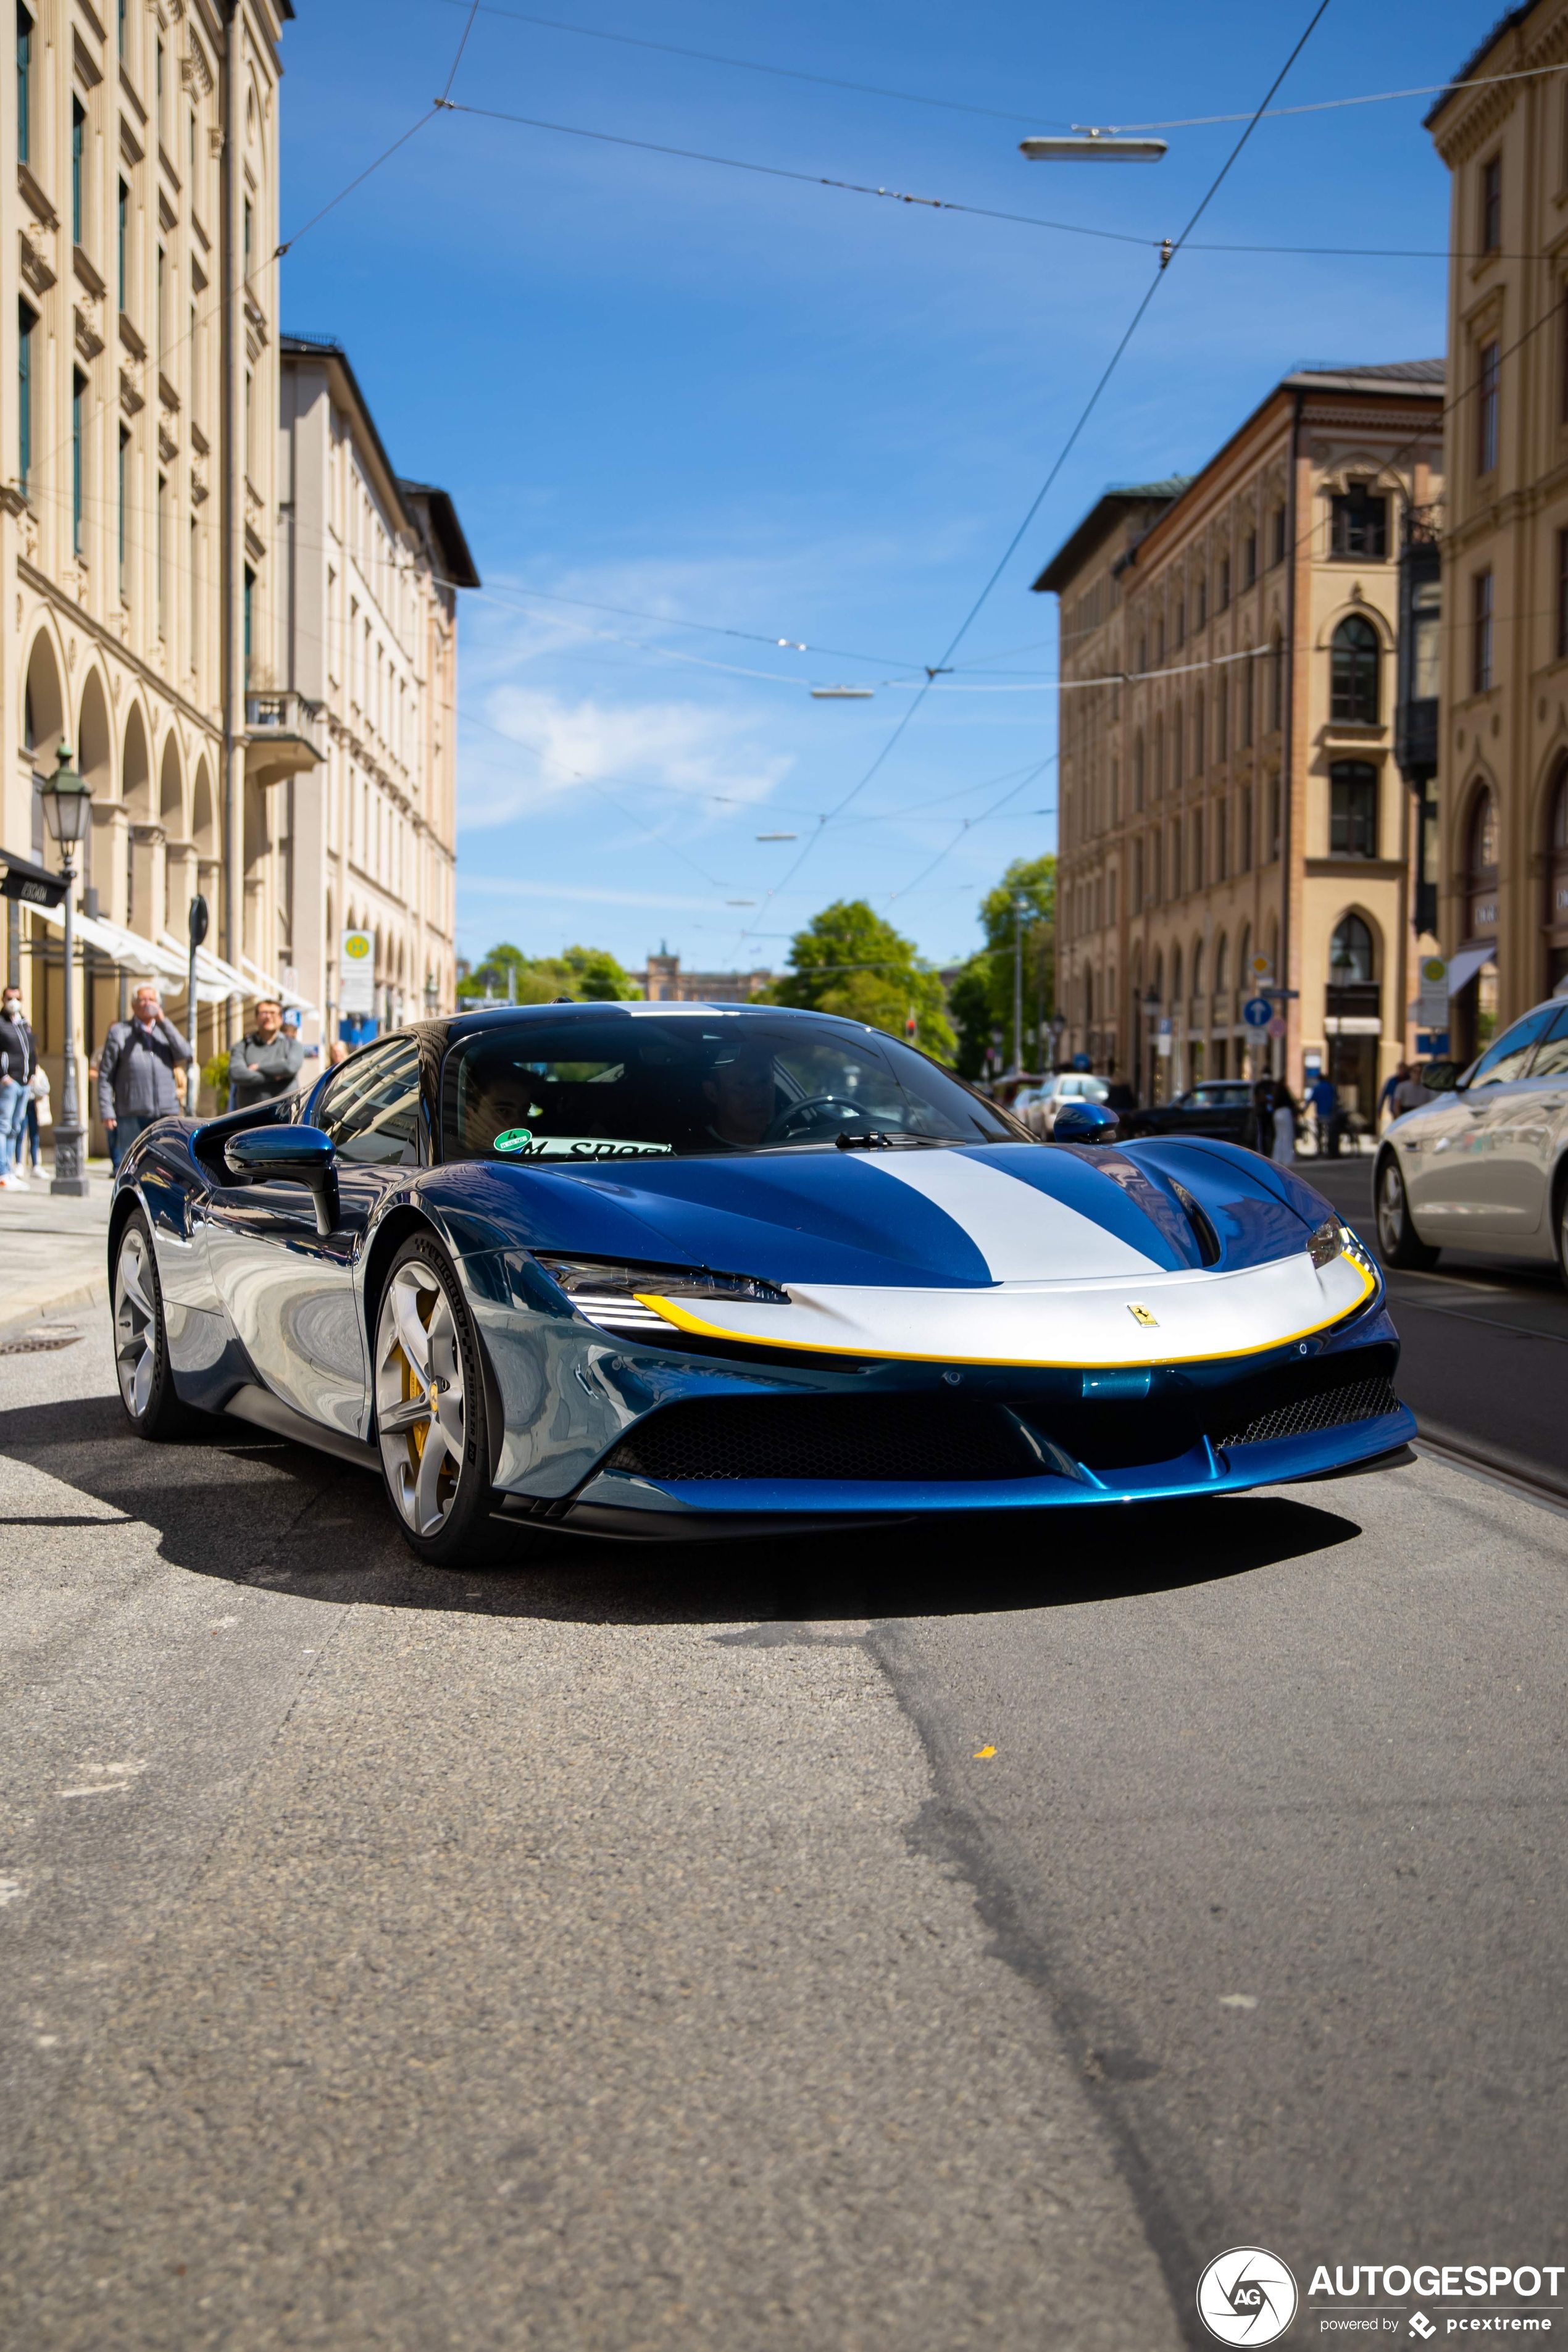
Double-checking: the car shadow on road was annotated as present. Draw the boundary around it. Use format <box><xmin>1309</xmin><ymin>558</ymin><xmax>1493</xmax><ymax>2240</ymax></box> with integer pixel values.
<box><xmin>0</xmin><ymin>1388</ymin><xmax>1367</xmax><ymax>1627</ymax></box>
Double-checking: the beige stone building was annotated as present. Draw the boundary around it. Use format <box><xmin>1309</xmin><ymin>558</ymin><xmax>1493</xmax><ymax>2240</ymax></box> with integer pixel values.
<box><xmin>1426</xmin><ymin>1</ymin><xmax>1568</xmax><ymax>1056</ymax></box>
<box><xmin>1035</xmin><ymin>363</ymin><xmax>1445</xmax><ymax>1119</ymax></box>
<box><xmin>3</xmin><ymin>0</ymin><xmax>295</xmax><ymax>1140</ymax></box>
<box><xmin>641</xmin><ymin>951</ymin><xmax>773</xmax><ymax>1003</ymax></box>
<box><xmin>277</xmin><ymin>333</ymin><xmax>475</xmax><ymax>1054</ymax></box>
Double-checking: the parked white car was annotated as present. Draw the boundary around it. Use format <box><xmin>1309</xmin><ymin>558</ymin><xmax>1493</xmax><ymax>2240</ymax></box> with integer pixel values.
<box><xmin>1374</xmin><ymin>994</ymin><xmax>1568</xmax><ymax>1282</ymax></box>
<box><xmin>1014</xmin><ymin>1072</ymin><xmax>1111</xmax><ymax>1139</ymax></box>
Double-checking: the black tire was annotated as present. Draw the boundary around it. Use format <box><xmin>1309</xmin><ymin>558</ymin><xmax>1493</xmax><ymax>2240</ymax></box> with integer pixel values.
<box><xmin>372</xmin><ymin>1231</ymin><xmax>509</xmax><ymax>1567</ymax></box>
<box><xmin>1375</xmin><ymin>1153</ymin><xmax>1440</xmax><ymax>1271</ymax></box>
<box><xmin>112</xmin><ymin>1207</ymin><xmax>197</xmax><ymax>1438</ymax></box>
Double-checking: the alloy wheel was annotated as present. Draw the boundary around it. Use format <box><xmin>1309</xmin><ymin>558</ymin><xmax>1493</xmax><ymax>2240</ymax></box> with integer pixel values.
<box><xmin>376</xmin><ymin>1260</ymin><xmax>467</xmax><ymax>1538</ymax></box>
<box><xmin>1376</xmin><ymin>1160</ymin><xmax>1406</xmax><ymax>1257</ymax></box>
<box><xmin>114</xmin><ymin>1225</ymin><xmax>159</xmax><ymax>1419</ymax></box>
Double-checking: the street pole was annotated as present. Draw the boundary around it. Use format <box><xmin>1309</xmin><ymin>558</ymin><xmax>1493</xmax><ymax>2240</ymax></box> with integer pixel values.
<box><xmin>37</xmin><ymin>746</ymin><xmax>93</xmax><ymax>1197</ymax></box>
<box><xmin>1012</xmin><ymin>893</ymin><xmax>1027</xmax><ymax>1074</ymax></box>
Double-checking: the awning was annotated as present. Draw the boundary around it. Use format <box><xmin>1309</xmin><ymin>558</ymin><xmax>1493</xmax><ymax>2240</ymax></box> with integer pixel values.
<box><xmin>157</xmin><ymin>934</ymin><xmax>316</xmax><ymax>1017</ymax></box>
<box><xmin>30</xmin><ymin>897</ymin><xmax>194</xmax><ymax>990</ymax></box>
<box><xmin>1446</xmin><ymin>943</ymin><xmax>1495</xmax><ymax>998</ymax></box>
<box><xmin>23</xmin><ymin>896</ymin><xmax>318</xmax><ymax>1016</ymax></box>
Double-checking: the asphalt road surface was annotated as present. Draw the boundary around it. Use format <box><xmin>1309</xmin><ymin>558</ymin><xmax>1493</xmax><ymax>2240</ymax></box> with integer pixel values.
<box><xmin>2</xmin><ymin>1256</ymin><xmax>1565</xmax><ymax>2350</ymax></box>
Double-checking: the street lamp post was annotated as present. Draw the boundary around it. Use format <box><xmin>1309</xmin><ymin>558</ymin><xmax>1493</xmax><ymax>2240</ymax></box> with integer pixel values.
<box><xmin>36</xmin><ymin>743</ymin><xmax>94</xmax><ymax>1197</ymax></box>
<box><xmin>1011</xmin><ymin>892</ymin><xmax>1029</xmax><ymax>1075</ymax></box>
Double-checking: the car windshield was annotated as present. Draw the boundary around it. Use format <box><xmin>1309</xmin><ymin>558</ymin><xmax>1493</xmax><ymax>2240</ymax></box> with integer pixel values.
<box><xmin>1188</xmin><ymin>1085</ymin><xmax>1250</xmax><ymax>1106</ymax></box>
<box><xmin>443</xmin><ymin>1011</ymin><xmax>1020</xmax><ymax>1162</ymax></box>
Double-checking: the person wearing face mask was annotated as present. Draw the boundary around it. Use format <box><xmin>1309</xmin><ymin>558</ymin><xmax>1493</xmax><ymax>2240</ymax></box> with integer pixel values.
<box><xmin>0</xmin><ymin>982</ymin><xmax>38</xmax><ymax>1189</ymax></box>
<box><xmin>228</xmin><ymin>996</ymin><xmax>304</xmax><ymax>1111</ymax></box>
<box><xmin>96</xmin><ymin>983</ymin><xmax>193</xmax><ymax>1170</ymax></box>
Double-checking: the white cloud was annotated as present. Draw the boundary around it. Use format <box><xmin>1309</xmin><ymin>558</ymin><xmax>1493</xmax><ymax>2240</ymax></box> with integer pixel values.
<box><xmin>459</xmin><ymin>683</ymin><xmax>793</xmax><ymax>829</ymax></box>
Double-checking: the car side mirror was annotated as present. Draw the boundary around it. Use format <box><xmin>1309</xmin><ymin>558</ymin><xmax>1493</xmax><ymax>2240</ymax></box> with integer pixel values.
<box><xmin>223</xmin><ymin>1124</ymin><xmax>341</xmax><ymax>1236</ymax></box>
<box><xmin>1053</xmin><ymin>1101</ymin><xmax>1119</xmax><ymax>1145</ymax></box>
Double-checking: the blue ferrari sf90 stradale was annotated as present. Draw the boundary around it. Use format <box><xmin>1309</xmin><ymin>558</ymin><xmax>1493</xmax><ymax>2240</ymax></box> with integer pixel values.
<box><xmin>109</xmin><ymin>1003</ymin><xmax>1413</xmax><ymax>1561</ymax></box>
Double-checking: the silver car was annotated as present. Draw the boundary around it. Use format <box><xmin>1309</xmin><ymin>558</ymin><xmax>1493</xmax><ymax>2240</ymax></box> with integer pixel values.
<box><xmin>1015</xmin><ymin>1072</ymin><xmax>1111</xmax><ymax>1139</ymax></box>
<box><xmin>1374</xmin><ymin>994</ymin><xmax>1568</xmax><ymax>1282</ymax></box>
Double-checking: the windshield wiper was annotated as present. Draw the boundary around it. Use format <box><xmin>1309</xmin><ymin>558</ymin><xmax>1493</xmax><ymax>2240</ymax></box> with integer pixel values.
<box><xmin>835</xmin><ymin>1129</ymin><xmax>959</xmax><ymax>1151</ymax></box>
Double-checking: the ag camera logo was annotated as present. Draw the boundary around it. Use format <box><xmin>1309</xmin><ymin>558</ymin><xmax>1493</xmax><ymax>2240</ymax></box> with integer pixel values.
<box><xmin>1198</xmin><ymin>2248</ymin><xmax>1299</xmax><ymax>2345</ymax></box>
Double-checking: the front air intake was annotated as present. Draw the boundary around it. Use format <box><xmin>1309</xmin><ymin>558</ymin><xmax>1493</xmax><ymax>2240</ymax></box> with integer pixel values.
<box><xmin>606</xmin><ymin>1395</ymin><xmax>1040</xmax><ymax>1483</ymax></box>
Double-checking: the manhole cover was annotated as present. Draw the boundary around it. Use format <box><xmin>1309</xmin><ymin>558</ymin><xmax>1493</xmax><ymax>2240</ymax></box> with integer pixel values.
<box><xmin>0</xmin><ymin>1328</ymin><xmax>83</xmax><ymax>1355</ymax></box>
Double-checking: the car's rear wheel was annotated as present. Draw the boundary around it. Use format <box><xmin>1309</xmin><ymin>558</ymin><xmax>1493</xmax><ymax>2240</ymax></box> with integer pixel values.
<box><xmin>112</xmin><ymin>1209</ymin><xmax>195</xmax><ymax>1438</ymax></box>
<box><xmin>374</xmin><ymin>1233</ymin><xmax>508</xmax><ymax>1566</ymax></box>
<box><xmin>1375</xmin><ymin>1153</ymin><xmax>1440</xmax><ymax>1270</ymax></box>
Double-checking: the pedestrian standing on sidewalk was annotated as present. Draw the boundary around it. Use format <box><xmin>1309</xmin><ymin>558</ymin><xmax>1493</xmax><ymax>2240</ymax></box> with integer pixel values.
<box><xmin>96</xmin><ymin>983</ymin><xmax>193</xmax><ymax>1170</ymax></box>
<box><xmin>1309</xmin><ymin>1070</ymin><xmax>1338</xmax><ymax>1157</ymax></box>
<box><xmin>25</xmin><ymin>1061</ymin><xmax>48</xmax><ymax>1172</ymax></box>
<box><xmin>0</xmin><ymin>982</ymin><xmax>38</xmax><ymax>1189</ymax></box>
<box><xmin>1249</xmin><ymin>1077</ymin><xmax>1276</xmax><ymax>1159</ymax></box>
<box><xmin>1271</xmin><ymin>1080</ymin><xmax>1299</xmax><ymax>1165</ymax></box>
<box><xmin>228</xmin><ymin>998</ymin><xmax>304</xmax><ymax>1112</ymax></box>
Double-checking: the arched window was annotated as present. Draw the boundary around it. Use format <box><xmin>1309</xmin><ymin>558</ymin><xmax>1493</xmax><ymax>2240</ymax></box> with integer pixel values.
<box><xmin>1191</xmin><ymin>940</ymin><xmax>1205</xmax><ymax>1001</ymax></box>
<box><xmin>1215</xmin><ymin>933</ymin><xmax>1229</xmax><ymax>993</ymax></box>
<box><xmin>1469</xmin><ymin>786</ymin><xmax>1498</xmax><ymax>874</ymax></box>
<box><xmin>1170</xmin><ymin>946</ymin><xmax>1183</xmax><ymax>1006</ymax></box>
<box><xmin>1330</xmin><ymin>615</ymin><xmax>1380</xmax><ymax>724</ymax></box>
<box><xmin>1238</xmin><ymin>923</ymin><xmax>1251</xmax><ymax>985</ymax></box>
<box><xmin>1172</xmin><ymin>701</ymin><xmax>1184</xmax><ymax>790</ymax></box>
<box><xmin>1153</xmin><ymin>717</ymin><xmax>1164</xmax><ymax>798</ymax></box>
<box><xmin>1133</xmin><ymin>733</ymin><xmax>1145</xmax><ymax>811</ymax></box>
<box><xmin>1193</xmin><ymin>689</ymin><xmax>1205</xmax><ymax>775</ymax></box>
<box><xmin>1330</xmin><ymin>912</ymin><xmax>1374</xmax><ymax>985</ymax></box>
<box><xmin>1269</xmin><ymin>633</ymin><xmax>1285</xmax><ymax>730</ymax></box>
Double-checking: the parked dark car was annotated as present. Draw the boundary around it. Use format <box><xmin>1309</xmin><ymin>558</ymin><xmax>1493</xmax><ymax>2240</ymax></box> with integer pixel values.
<box><xmin>1121</xmin><ymin>1079</ymin><xmax>1259</xmax><ymax>1148</ymax></box>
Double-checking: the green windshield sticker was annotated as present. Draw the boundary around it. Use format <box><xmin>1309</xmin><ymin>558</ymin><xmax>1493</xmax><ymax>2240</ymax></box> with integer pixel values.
<box><xmin>493</xmin><ymin>1128</ymin><xmax>535</xmax><ymax>1154</ymax></box>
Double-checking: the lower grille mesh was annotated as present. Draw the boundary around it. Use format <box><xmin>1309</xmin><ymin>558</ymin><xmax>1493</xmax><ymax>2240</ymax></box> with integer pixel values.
<box><xmin>607</xmin><ymin>1395</ymin><xmax>1038</xmax><ymax>1483</ymax></box>
<box><xmin>1215</xmin><ymin>1374</ymin><xmax>1399</xmax><ymax>1449</ymax></box>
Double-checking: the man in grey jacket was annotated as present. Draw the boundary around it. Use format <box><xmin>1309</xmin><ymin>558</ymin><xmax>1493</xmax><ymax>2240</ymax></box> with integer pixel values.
<box><xmin>97</xmin><ymin>985</ymin><xmax>193</xmax><ymax>1169</ymax></box>
<box><xmin>228</xmin><ymin>997</ymin><xmax>304</xmax><ymax>1112</ymax></box>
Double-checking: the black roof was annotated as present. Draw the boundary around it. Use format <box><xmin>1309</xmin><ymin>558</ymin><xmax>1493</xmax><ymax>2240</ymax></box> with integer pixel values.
<box><xmin>1423</xmin><ymin>6</ymin><xmax>1533</xmax><ymax>128</ymax></box>
<box><xmin>1032</xmin><ymin>478</ymin><xmax>1195</xmax><ymax>596</ymax></box>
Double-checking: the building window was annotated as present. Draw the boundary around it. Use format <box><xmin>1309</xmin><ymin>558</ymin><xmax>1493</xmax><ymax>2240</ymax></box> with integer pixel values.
<box><xmin>1133</xmin><ymin>735</ymin><xmax>1145</xmax><ymax>811</ymax></box>
<box><xmin>156</xmin><ymin>245</ymin><xmax>166</xmax><ymax>366</ymax></box>
<box><xmin>190</xmin><ymin>516</ymin><xmax>199</xmax><ymax>672</ymax></box>
<box><xmin>1241</xmin><ymin>653</ymin><xmax>1254</xmax><ymax>748</ymax></box>
<box><xmin>118</xmin><ymin>427</ymin><xmax>128</xmax><ymax>596</ymax></box>
<box><xmin>1193</xmin><ymin>690</ymin><xmax>1205</xmax><ymax>775</ymax></box>
<box><xmin>1216</xmin><ymin>673</ymin><xmax>1228</xmax><ymax>761</ymax></box>
<box><xmin>18</xmin><ymin>299</ymin><xmax>34</xmax><ymax>496</ymax></box>
<box><xmin>1196</xmin><ymin>573</ymin><xmax>1207</xmax><ymax>628</ymax></box>
<box><xmin>1244</xmin><ymin>531</ymin><xmax>1257</xmax><ymax>587</ymax></box>
<box><xmin>1477</xmin><ymin>340</ymin><xmax>1500</xmax><ymax>474</ymax></box>
<box><xmin>1330</xmin><ymin>615</ymin><xmax>1380</xmax><ymax>724</ymax></box>
<box><xmin>1330</xmin><ymin>912</ymin><xmax>1375</xmax><ymax>986</ymax></box>
<box><xmin>117</xmin><ymin>0</ymin><xmax>124</xmax><ymax>57</ymax></box>
<box><xmin>72</xmin><ymin>97</ymin><xmax>86</xmax><ymax>244</ymax></box>
<box><xmin>1192</xmin><ymin>808</ymin><xmax>1204</xmax><ymax>890</ymax></box>
<box><xmin>1155</xmin><ymin>617</ymin><xmax>1165</xmax><ymax>665</ymax></box>
<box><xmin>243</xmin><ymin>563</ymin><xmax>255</xmax><ymax>682</ymax></box>
<box><xmin>1269</xmin><ymin>634</ymin><xmax>1285</xmax><ymax>731</ymax></box>
<box><xmin>1411</xmin><ymin>577</ymin><xmax>1441</xmax><ymax>700</ymax></box>
<box><xmin>1217</xmin><ymin>798</ymin><xmax>1228</xmax><ymax>880</ymax></box>
<box><xmin>118</xmin><ymin>180</ymin><xmax>128</xmax><ymax>311</ymax></box>
<box><xmin>1330</xmin><ymin>485</ymin><xmax>1387</xmax><ymax>559</ymax></box>
<box><xmin>1241</xmin><ymin>786</ymin><xmax>1253</xmax><ymax>871</ymax></box>
<box><xmin>157</xmin><ymin>470</ymin><xmax>167</xmax><ymax>634</ymax></box>
<box><xmin>1330</xmin><ymin>761</ymin><xmax>1379</xmax><ymax>857</ymax></box>
<box><xmin>1480</xmin><ymin>154</ymin><xmax>1501</xmax><ymax>254</ymax></box>
<box><xmin>1558</xmin><ymin>528</ymin><xmax>1568</xmax><ymax>663</ymax></box>
<box><xmin>17</xmin><ymin>4</ymin><xmax>31</xmax><ymax>167</ymax></box>
<box><xmin>1175</xmin><ymin>595</ymin><xmax>1185</xmax><ymax>646</ymax></box>
<box><xmin>1473</xmin><ymin>570</ymin><xmax>1493</xmax><ymax>693</ymax></box>
<box><xmin>1269</xmin><ymin>774</ymin><xmax>1282</xmax><ymax>862</ymax></box>
<box><xmin>1172</xmin><ymin>703</ymin><xmax>1183</xmax><ymax>791</ymax></box>
<box><xmin>1271</xmin><ymin>505</ymin><xmax>1287</xmax><ymax>567</ymax></box>
<box><xmin>1219</xmin><ymin>554</ymin><xmax>1230</xmax><ymax>610</ymax></box>
<box><xmin>72</xmin><ymin>371</ymin><xmax>86</xmax><ymax>556</ymax></box>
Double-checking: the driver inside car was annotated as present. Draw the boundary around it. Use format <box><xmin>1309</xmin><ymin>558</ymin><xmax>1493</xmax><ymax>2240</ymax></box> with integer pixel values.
<box><xmin>701</xmin><ymin>1045</ymin><xmax>780</xmax><ymax>1148</ymax></box>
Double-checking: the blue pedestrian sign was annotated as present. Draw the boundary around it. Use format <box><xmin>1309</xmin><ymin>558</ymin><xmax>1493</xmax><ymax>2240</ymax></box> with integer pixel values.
<box><xmin>1243</xmin><ymin>996</ymin><xmax>1272</xmax><ymax>1029</ymax></box>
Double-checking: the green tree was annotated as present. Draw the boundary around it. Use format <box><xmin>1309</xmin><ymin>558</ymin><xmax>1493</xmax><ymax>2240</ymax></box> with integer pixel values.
<box><xmin>949</xmin><ymin>854</ymin><xmax>1057</xmax><ymax>1076</ymax></box>
<box><xmin>457</xmin><ymin>941</ymin><xmax>639</xmax><ymax>1004</ymax></box>
<box><xmin>767</xmin><ymin>899</ymin><xmax>956</xmax><ymax>1062</ymax></box>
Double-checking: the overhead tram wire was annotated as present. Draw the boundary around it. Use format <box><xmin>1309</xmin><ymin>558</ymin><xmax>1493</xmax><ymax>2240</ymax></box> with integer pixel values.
<box><xmin>428</xmin><ymin>0</ymin><xmax>1070</xmax><ymax>130</ymax></box>
<box><xmin>470</xmin><ymin>582</ymin><xmax>921</xmax><ymax>675</ymax></box>
<box><xmin>801</xmin><ymin>0</ymin><xmax>1333</xmax><ymax>929</ymax></box>
<box><xmin>429</xmin><ymin>0</ymin><xmax>1566</xmax><ymax>144</ymax></box>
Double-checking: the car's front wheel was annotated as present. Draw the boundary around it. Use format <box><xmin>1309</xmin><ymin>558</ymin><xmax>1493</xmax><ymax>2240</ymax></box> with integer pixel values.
<box><xmin>374</xmin><ymin>1233</ymin><xmax>505</xmax><ymax>1566</ymax></box>
<box><xmin>1375</xmin><ymin>1153</ymin><xmax>1440</xmax><ymax>1270</ymax></box>
<box><xmin>112</xmin><ymin>1208</ymin><xmax>195</xmax><ymax>1438</ymax></box>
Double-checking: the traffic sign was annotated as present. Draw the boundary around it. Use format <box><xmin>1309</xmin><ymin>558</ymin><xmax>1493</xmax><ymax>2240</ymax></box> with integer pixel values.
<box><xmin>1243</xmin><ymin>996</ymin><xmax>1272</xmax><ymax>1029</ymax></box>
<box><xmin>1267</xmin><ymin>1014</ymin><xmax>1287</xmax><ymax>1040</ymax></box>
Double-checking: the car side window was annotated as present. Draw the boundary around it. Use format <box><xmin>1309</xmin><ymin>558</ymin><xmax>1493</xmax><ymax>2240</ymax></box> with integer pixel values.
<box><xmin>1466</xmin><ymin>1008</ymin><xmax>1556</xmax><ymax>1090</ymax></box>
<box><xmin>1530</xmin><ymin>1003</ymin><xmax>1568</xmax><ymax>1079</ymax></box>
<box><xmin>315</xmin><ymin>1038</ymin><xmax>423</xmax><ymax>1166</ymax></box>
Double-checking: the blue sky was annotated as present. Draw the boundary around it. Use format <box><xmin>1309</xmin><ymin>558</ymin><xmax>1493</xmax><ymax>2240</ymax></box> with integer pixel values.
<box><xmin>277</xmin><ymin>0</ymin><xmax>1479</xmax><ymax>978</ymax></box>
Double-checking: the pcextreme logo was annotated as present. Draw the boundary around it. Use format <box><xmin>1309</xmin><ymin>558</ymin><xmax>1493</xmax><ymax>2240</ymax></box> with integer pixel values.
<box><xmin>1198</xmin><ymin>2248</ymin><xmax>1299</xmax><ymax>2345</ymax></box>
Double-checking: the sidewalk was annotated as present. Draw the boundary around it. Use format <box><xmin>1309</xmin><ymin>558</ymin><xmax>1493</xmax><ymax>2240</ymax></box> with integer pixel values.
<box><xmin>0</xmin><ymin>1166</ymin><xmax>114</xmax><ymax>1344</ymax></box>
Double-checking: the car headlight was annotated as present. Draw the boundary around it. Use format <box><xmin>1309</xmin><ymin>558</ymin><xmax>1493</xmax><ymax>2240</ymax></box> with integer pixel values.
<box><xmin>1307</xmin><ymin>1217</ymin><xmax>1377</xmax><ymax>1278</ymax></box>
<box><xmin>534</xmin><ymin>1256</ymin><xmax>788</xmax><ymax>1338</ymax></box>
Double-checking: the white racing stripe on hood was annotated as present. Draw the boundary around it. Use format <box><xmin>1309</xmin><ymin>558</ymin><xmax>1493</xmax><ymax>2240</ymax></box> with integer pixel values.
<box><xmin>864</xmin><ymin>1149</ymin><xmax>1161</xmax><ymax>1282</ymax></box>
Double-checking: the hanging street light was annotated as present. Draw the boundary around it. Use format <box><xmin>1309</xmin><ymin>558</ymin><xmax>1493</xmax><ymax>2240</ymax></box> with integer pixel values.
<box><xmin>36</xmin><ymin>742</ymin><xmax>94</xmax><ymax>1197</ymax></box>
<box><xmin>1020</xmin><ymin>130</ymin><xmax>1168</xmax><ymax>161</ymax></box>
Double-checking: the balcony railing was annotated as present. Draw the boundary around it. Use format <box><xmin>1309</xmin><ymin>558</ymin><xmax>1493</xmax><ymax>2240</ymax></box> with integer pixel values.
<box><xmin>244</xmin><ymin>690</ymin><xmax>327</xmax><ymax>782</ymax></box>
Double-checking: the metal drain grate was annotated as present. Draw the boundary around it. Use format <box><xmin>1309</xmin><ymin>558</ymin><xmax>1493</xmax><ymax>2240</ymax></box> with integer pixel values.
<box><xmin>0</xmin><ymin>1328</ymin><xmax>83</xmax><ymax>1356</ymax></box>
<box><xmin>1216</xmin><ymin>1373</ymin><xmax>1399</xmax><ymax>1449</ymax></box>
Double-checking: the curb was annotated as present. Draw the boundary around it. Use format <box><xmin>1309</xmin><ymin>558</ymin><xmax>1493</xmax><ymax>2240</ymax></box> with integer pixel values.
<box><xmin>0</xmin><ymin>1280</ymin><xmax>107</xmax><ymax>1349</ymax></box>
